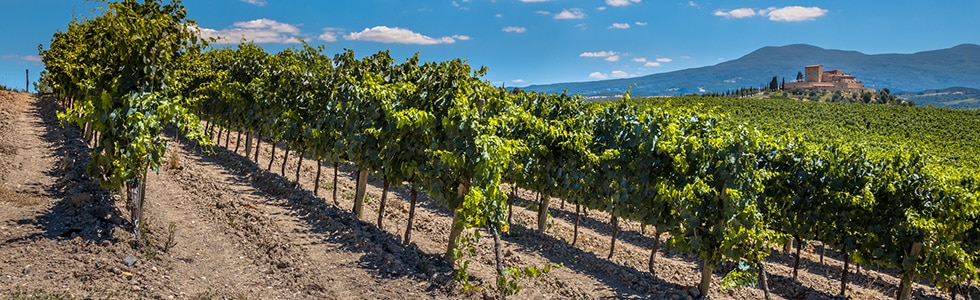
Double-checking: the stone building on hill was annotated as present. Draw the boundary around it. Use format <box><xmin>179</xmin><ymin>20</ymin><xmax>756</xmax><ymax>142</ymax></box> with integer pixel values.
<box><xmin>784</xmin><ymin>64</ymin><xmax>874</xmax><ymax>92</ymax></box>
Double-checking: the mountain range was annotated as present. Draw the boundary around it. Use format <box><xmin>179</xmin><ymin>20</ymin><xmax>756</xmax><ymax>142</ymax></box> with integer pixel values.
<box><xmin>523</xmin><ymin>44</ymin><xmax>980</xmax><ymax>99</ymax></box>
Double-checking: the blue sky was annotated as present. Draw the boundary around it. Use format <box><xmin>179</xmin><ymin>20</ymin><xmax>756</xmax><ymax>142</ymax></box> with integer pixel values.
<box><xmin>2</xmin><ymin>1</ymin><xmax>979</xmax><ymax>91</ymax></box>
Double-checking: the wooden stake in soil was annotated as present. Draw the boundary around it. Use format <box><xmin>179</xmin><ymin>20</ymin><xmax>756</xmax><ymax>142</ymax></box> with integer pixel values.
<box><xmin>572</xmin><ymin>202</ymin><xmax>581</xmax><ymax>246</ymax></box>
<box><xmin>793</xmin><ymin>236</ymin><xmax>802</xmax><ymax>280</ymax></box>
<box><xmin>446</xmin><ymin>212</ymin><xmax>463</xmax><ymax>263</ymax></box>
<box><xmin>295</xmin><ymin>148</ymin><xmax>305</xmax><ymax>186</ymax></box>
<box><xmin>352</xmin><ymin>169</ymin><xmax>368</xmax><ymax>218</ymax></box>
<box><xmin>254</xmin><ymin>133</ymin><xmax>261</xmax><ymax>162</ymax></box>
<box><xmin>537</xmin><ymin>194</ymin><xmax>551</xmax><ymax>232</ymax></box>
<box><xmin>314</xmin><ymin>159</ymin><xmax>322</xmax><ymax>196</ymax></box>
<box><xmin>216</xmin><ymin>126</ymin><xmax>223</xmax><ymax>146</ymax></box>
<box><xmin>83</xmin><ymin>122</ymin><xmax>91</xmax><ymax>145</ymax></box>
<box><xmin>268</xmin><ymin>141</ymin><xmax>276</xmax><ymax>171</ymax></box>
<box><xmin>648</xmin><ymin>230</ymin><xmax>662</xmax><ymax>275</ymax></box>
<box><xmin>280</xmin><ymin>147</ymin><xmax>290</xmax><ymax>176</ymax></box>
<box><xmin>758</xmin><ymin>262</ymin><xmax>771</xmax><ymax>300</ymax></box>
<box><xmin>699</xmin><ymin>260</ymin><xmax>714</xmax><ymax>297</ymax></box>
<box><xmin>897</xmin><ymin>242</ymin><xmax>923</xmax><ymax>300</ymax></box>
<box><xmin>820</xmin><ymin>242</ymin><xmax>825</xmax><ymax>264</ymax></box>
<box><xmin>234</xmin><ymin>130</ymin><xmax>241</xmax><ymax>153</ymax></box>
<box><xmin>244</xmin><ymin>131</ymin><xmax>252</xmax><ymax>159</ymax></box>
<box><xmin>507</xmin><ymin>186</ymin><xmax>515</xmax><ymax>226</ymax></box>
<box><xmin>608</xmin><ymin>215</ymin><xmax>619</xmax><ymax>260</ymax></box>
<box><xmin>332</xmin><ymin>162</ymin><xmax>339</xmax><ymax>206</ymax></box>
<box><xmin>445</xmin><ymin>180</ymin><xmax>470</xmax><ymax>263</ymax></box>
<box><xmin>173</xmin><ymin>123</ymin><xmax>181</xmax><ymax>148</ymax></box>
<box><xmin>404</xmin><ymin>185</ymin><xmax>418</xmax><ymax>245</ymax></box>
<box><xmin>377</xmin><ymin>177</ymin><xmax>389</xmax><ymax>229</ymax></box>
<box><xmin>491</xmin><ymin>222</ymin><xmax>505</xmax><ymax>277</ymax></box>
<box><xmin>840</xmin><ymin>245</ymin><xmax>850</xmax><ymax>297</ymax></box>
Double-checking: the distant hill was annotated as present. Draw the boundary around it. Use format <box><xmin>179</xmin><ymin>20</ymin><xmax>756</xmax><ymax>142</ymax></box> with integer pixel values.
<box><xmin>895</xmin><ymin>87</ymin><xmax>980</xmax><ymax>109</ymax></box>
<box><xmin>524</xmin><ymin>44</ymin><xmax>980</xmax><ymax>98</ymax></box>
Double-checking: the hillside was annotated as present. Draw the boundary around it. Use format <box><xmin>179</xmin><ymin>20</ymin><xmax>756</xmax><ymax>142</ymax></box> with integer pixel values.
<box><xmin>895</xmin><ymin>86</ymin><xmax>980</xmax><ymax>109</ymax></box>
<box><xmin>524</xmin><ymin>44</ymin><xmax>980</xmax><ymax>99</ymax></box>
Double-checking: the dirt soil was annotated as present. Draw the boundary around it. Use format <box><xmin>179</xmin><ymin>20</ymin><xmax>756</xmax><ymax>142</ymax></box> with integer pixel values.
<box><xmin>0</xmin><ymin>91</ymin><xmax>963</xmax><ymax>299</ymax></box>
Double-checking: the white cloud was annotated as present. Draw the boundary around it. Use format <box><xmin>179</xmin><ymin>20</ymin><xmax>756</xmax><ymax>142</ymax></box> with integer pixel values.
<box><xmin>195</xmin><ymin>19</ymin><xmax>302</xmax><ymax>44</ymax></box>
<box><xmin>318</xmin><ymin>28</ymin><xmax>344</xmax><ymax>42</ymax></box>
<box><xmin>764</xmin><ymin>6</ymin><xmax>828</xmax><ymax>21</ymax></box>
<box><xmin>656</xmin><ymin>57</ymin><xmax>672</xmax><ymax>63</ymax></box>
<box><xmin>611</xmin><ymin>70</ymin><xmax>629</xmax><ymax>77</ymax></box>
<box><xmin>452</xmin><ymin>1</ymin><xmax>469</xmax><ymax>10</ymax></box>
<box><xmin>318</xmin><ymin>32</ymin><xmax>337</xmax><ymax>42</ymax></box>
<box><xmin>714</xmin><ymin>6</ymin><xmax>827</xmax><ymax>21</ymax></box>
<box><xmin>579</xmin><ymin>51</ymin><xmax>617</xmax><ymax>58</ymax></box>
<box><xmin>234</xmin><ymin>19</ymin><xmax>300</xmax><ymax>33</ymax></box>
<box><xmin>2</xmin><ymin>54</ymin><xmax>42</xmax><ymax>63</ymax></box>
<box><xmin>634</xmin><ymin>21</ymin><xmax>647</xmax><ymax>26</ymax></box>
<box><xmin>502</xmin><ymin>26</ymin><xmax>527</xmax><ymax>33</ymax></box>
<box><xmin>345</xmin><ymin>26</ymin><xmax>466</xmax><ymax>45</ymax></box>
<box><xmin>241</xmin><ymin>0</ymin><xmax>266</xmax><ymax>6</ymax></box>
<box><xmin>534</xmin><ymin>10</ymin><xmax>550</xmax><ymax>15</ymax></box>
<box><xmin>688</xmin><ymin>1</ymin><xmax>699</xmax><ymax>7</ymax></box>
<box><xmin>681</xmin><ymin>55</ymin><xmax>692</xmax><ymax>59</ymax></box>
<box><xmin>495</xmin><ymin>14</ymin><xmax>503</xmax><ymax>18</ymax></box>
<box><xmin>605</xmin><ymin>55</ymin><xmax>620</xmax><ymax>62</ymax></box>
<box><xmin>512</xmin><ymin>79</ymin><xmax>526</xmax><ymax>83</ymax></box>
<box><xmin>609</xmin><ymin>23</ymin><xmax>630</xmax><ymax>29</ymax></box>
<box><xmin>633</xmin><ymin>57</ymin><xmax>664</xmax><ymax>67</ymax></box>
<box><xmin>596</xmin><ymin>6</ymin><xmax>607</xmax><ymax>11</ymax></box>
<box><xmin>713</xmin><ymin>8</ymin><xmax>757</xmax><ymax>18</ymax></box>
<box><xmin>605</xmin><ymin>0</ymin><xmax>640</xmax><ymax>7</ymax></box>
<box><xmin>554</xmin><ymin>8</ymin><xmax>586</xmax><ymax>19</ymax></box>
<box><xmin>589</xmin><ymin>72</ymin><xmax>608</xmax><ymax>79</ymax></box>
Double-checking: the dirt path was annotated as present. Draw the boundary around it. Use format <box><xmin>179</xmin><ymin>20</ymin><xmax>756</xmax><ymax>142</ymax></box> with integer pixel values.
<box><xmin>0</xmin><ymin>93</ymin><xmax>453</xmax><ymax>299</ymax></box>
<box><xmin>0</xmin><ymin>91</ymin><xmax>960</xmax><ymax>299</ymax></box>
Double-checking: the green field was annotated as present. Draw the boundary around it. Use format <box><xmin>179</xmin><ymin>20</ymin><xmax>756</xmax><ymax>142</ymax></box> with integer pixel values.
<box><xmin>604</xmin><ymin>95</ymin><xmax>980</xmax><ymax>174</ymax></box>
